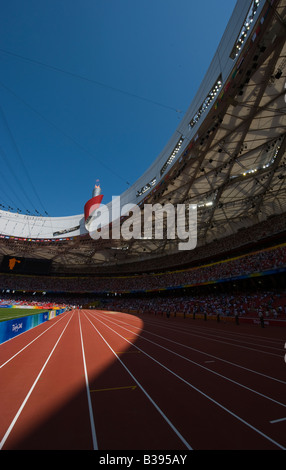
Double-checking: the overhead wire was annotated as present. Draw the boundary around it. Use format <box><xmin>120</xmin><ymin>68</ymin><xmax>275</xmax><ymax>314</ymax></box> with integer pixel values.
<box><xmin>0</xmin><ymin>106</ymin><xmax>49</xmax><ymax>216</ymax></box>
<box><xmin>0</xmin><ymin>176</ymin><xmax>22</xmax><ymax>213</ymax></box>
<box><xmin>0</xmin><ymin>80</ymin><xmax>132</xmax><ymax>188</ymax></box>
<box><xmin>0</xmin><ymin>138</ymin><xmax>38</xmax><ymax>215</ymax></box>
<box><xmin>0</xmin><ymin>48</ymin><xmax>184</xmax><ymax>115</ymax></box>
<box><xmin>0</xmin><ymin>47</ymin><xmax>184</xmax><ymax>217</ymax></box>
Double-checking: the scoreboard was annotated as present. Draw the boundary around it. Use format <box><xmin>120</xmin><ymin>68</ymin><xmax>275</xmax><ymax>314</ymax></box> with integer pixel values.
<box><xmin>1</xmin><ymin>256</ymin><xmax>52</xmax><ymax>275</ymax></box>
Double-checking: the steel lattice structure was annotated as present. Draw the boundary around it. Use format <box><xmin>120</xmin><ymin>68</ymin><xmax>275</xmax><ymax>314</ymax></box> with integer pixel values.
<box><xmin>0</xmin><ymin>0</ymin><xmax>285</xmax><ymax>275</ymax></box>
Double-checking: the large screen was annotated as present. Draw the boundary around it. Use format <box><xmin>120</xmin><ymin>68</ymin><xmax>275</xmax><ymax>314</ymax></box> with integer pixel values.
<box><xmin>1</xmin><ymin>256</ymin><xmax>52</xmax><ymax>275</ymax></box>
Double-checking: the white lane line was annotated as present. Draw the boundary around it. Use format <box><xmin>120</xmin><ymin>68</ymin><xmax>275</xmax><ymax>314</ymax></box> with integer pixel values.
<box><xmin>78</xmin><ymin>312</ymin><xmax>98</xmax><ymax>451</ymax></box>
<box><xmin>0</xmin><ymin>312</ymin><xmax>74</xmax><ymax>450</ymax></box>
<box><xmin>0</xmin><ymin>312</ymin><xmax>69</xmax><ymax>369</ymax></box>
<box><xmin>141</xmin><ymin>315</ymin><xmax>284</xmax><ymax>345</ymax></box>
<box><xmin>83</xmin><ymin>312</ymin><xmax>192</xmax><ymax>450</ymax></box>
<box><xmin>270</xmin><ymin>417</ymin><xmax>286</xmax><ymax>424</ymax></box>
<box><xmin>95</xmin><ymin>312</ymin><xmax>286</xmax><ymax>409</ymax></box>
<box><xmin>140</xmin><ymin>316</ymin><xmax>284</xmax><ymax>356</ymax></box>
<box><xmin>92</xmin><ymin>311</ymin><xmax>286</xmax><ymax>451</ymax></box>
<box><xmin>99</xmin><ymin>311</ymin><xmax>286</xmax><ymax>385</ymax></box>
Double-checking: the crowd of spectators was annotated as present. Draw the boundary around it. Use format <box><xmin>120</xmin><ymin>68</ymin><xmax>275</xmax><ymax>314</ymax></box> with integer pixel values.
<box><xmin>0</xmin><ymin>243</ymin><xmax>285</xmax><ymax>294</ymax></box>
<box><xmin>0</xmin><ymin>295</ymin><xmax>69</xmax><ymax>310</ymax></box>
<box><xmin>85</xmin><ymin>212</ymin><xmax>286</xmax><ymax>274</ymax></box>
<box><xmin>0</xmin><ymin>292</ymin><xmax>87</xmax><ymax>310</ymax></box>
<box><xmin>1</xmin><ymin>289</ymin><xmax>285</xmax><ymax>323</ymax></box>
<box><xmin>102</xmin><ymin>290</ymin><xmax>286</xmax><ymax>321</ymax></box>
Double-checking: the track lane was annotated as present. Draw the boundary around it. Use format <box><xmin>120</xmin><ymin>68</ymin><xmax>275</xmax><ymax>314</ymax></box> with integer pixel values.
<box><xmin>92</xmin><ymin>310</ymin><xmax>286</xmax><ymax>450</ymax></box>
<box><xmin>0</xmin><ymin>311</ymin><xmax>75</xmax><ymax>448</ymax></box>
<box><xmin>0</xmin><ymin>310</ymin><xmax>92</xmax><ymax>449</ymax></box>
<box><xmin>1</xmin><ymin>307</ymin><xmax>285</xmax><ymax>450</ymax></box>
<box><xmin>99</xmin><ymin>311</ymin><xmax>286</xmax><ymax>391</ymax></box>
<box><xmin>105</xmin><ymin>311</ymin><xmax>286</xmax><ymax>387</ymax></box>
<box><xmin>106</xmin><ymin>316</ymin><xmax>286</xmax><ymax>410</ymax></box>
<box><xmin>0</xmin><ymin>310</ymin><xmax>70</xmax><ymax>368</ymax></box>
<box><xmin>81</xmin><ymin>311</ymin><xmax>192</xmax><ymax>450</ymax></box>
<box><xmin>140</xmin><ymin>315</ymin><xmax>285</xmax><ymax>366</ymax></box>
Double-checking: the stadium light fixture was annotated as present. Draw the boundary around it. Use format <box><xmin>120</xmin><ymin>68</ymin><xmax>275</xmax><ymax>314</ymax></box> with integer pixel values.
<box><xmin>160</xmin><ymin>137</ymin><xmax>184</xmax><ymax>177</ymax></box>
<box><xmin>189</xmin><ymin>75</ymin><xmax>223</xmax><ymax>129</ymax></box>
<box><xmin>230</xmin><ymin>0</ymin><xmax>261</xmax><ymax>60</ymax></box>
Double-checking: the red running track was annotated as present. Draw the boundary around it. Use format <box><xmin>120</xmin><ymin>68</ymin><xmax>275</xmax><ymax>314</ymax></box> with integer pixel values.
<box><xmin>0</xmin><ymin>309</ymin><xmax>285</xmax><ymax>450</ymax></box>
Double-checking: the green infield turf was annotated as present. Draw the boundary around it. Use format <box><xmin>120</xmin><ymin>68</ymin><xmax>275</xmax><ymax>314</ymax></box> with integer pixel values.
<box><xmin>0</xmin><ymin>307</ymin><xmax>49</xmax><ymax>322</ymax></box>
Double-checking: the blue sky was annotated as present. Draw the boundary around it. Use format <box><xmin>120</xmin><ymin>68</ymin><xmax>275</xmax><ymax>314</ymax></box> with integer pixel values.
<box><xmin>0</xmin><ymin>0</ymin><xmax>237</xmax><ymax>218</ymax></box>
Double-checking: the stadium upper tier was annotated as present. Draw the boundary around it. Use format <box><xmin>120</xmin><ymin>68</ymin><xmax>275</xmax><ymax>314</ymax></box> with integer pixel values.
<box><xmin>0</xmin><ymin>242</ymin><xmax>285</xmax><ymax>294</ymax></box>
<box><xmin>0</xmin><ymin>0</ymin><xmax>285</xmax><ymax>273</ymax></box>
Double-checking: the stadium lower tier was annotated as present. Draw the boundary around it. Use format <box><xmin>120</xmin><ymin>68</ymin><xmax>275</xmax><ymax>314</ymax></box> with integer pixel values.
<box><xmin>0</xmin><ymin>242</ymin><xmax>285</xmax><ymax>328</ymax></box>
<box><xmin>1</xmin><ymin>283</ymin><xmax>286</xmax><ymax>328</ymax></box>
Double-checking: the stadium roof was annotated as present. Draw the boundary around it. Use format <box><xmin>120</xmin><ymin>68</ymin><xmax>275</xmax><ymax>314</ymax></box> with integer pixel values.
<box><xmin>0</xmin><ymin>0</ymin><xmax>285</xmax><ymax>275</ymax></box>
